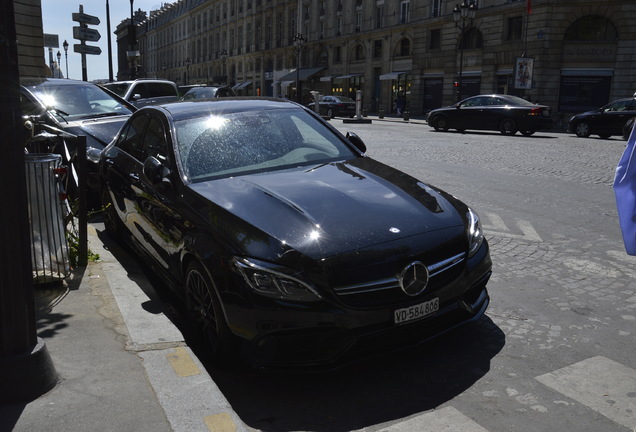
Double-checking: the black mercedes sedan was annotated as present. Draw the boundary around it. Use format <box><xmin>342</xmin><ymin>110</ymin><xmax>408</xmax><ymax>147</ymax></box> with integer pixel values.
<box><xmin>568</xmin><ymin>97</ymin><xmax>636</xmax><ymax>139</ymax></box>
<box><xmin>307</xmin><ymin>95</ymin><xmax>357</xmax><ymax>118</ymax></box>
<box><xmin>99</xmin><ymin>98</ymin><xmax>492</xmax><ymax>369</ymax></box>
<box><xmin>426</xmin><ymin>94</ymin><xmax>552</xmax><ymax>136</ymax></box>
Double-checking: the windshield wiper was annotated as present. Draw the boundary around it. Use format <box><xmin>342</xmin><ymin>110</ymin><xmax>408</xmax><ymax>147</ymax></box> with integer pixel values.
<box><xmin>49</xmin><ymin>107</ymin><xmax>70</xmax><ymax>124</ymax></box>
<box><xmin>78</xmin><ymin>112</ymin><xmax>123</xmax><ymax>120</ymax></box>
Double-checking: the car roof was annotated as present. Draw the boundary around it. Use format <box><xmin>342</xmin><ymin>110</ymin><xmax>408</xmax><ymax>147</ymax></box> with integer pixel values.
<box><xmin>147</xmin><ymin>97</ymin><xmax>301</xmax><ymax>121</ymax></box>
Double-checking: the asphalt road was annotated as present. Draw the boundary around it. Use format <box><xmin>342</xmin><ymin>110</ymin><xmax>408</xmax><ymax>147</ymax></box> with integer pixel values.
<box><xmin>201</xmin><ymin>121</ymin><xmax>635</xmax><ymax>432</ymax></box>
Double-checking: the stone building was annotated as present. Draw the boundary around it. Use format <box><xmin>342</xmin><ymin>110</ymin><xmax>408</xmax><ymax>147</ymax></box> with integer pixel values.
<box><xmin>14</xmin><ymin>0</ymin><xmax>47</xmax><ymax>78</ymax></box>
<box><xmin>130</xmin><ymin>0</ymin><xmax>636</xmax><ymax>120</ymax></box>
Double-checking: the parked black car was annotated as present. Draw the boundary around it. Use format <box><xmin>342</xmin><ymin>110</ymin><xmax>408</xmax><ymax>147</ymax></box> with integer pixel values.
<box><xmin>99</xmin><ymin>98</ymin><xmax>492</xmax><ymax>369</ymax></box>
<box><xmin>308</xmin><ymin>95</ymin><xmax>356</xmax><ymax>118</ymax></box>
<box><xmin>180</xmin><ymin>85</ymin><xmax>236</xmax><ymax>100</ymax></box>
<box><xmin>20</xmin><ymin>78</ymin><xmax>136</xmax><ymax>193</ymax></box>
<box><xmin>426</xmin><ymin>94</ymin><xmax>553</xmax><ymax>136</ymax></box>
<box><xmin>568</xmin><ymin>97</ymin><xmax>636</xmax><ymax>139</ymax></box>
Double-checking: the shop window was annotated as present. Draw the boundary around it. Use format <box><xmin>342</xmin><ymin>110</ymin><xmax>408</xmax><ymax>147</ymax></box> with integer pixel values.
<box><xmin>565</xmin><ymin>16</ymin><xmax>617</xmax><ymax>41</ymax></box>
<box><xmin>355</xmin><ymin>44</ymin><xmax>365</xmax><ymax>61</ymax></box>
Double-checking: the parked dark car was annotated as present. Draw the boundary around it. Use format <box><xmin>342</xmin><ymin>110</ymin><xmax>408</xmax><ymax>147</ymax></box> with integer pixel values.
<box><xmin>20</xmin><ymin>78</ymin><xmax>136</xmax><ymax>193</ymax></box>
<box><xmin>568</xmin><ymin>97</ymin><xmax>636</xmax><ymax>139</ymax></box>
<box><xmin>308</xmin><ymin>95</ymin><xmax>356</xmax><ymax>118</ymax></box>
<box><xmin>180</xmin><ymin>85</ymin><xmax>236</xmax><ymax>100</ymax></box>
<box><xmin>624</xmin><ymin>116</ymin><xmax>636</xmax><ymax>141</ymax></box>
<box><xmin>426</xmin><ymin>94</ymin><xmax>553</xmax><ymax>136</ymax></box>
<box><xmin>99</xmin><ymin>98</ymin><xmax>492</xmax><ymax>369</ymax></box>
<box><xmin>103</xmin><ymin>79</ymin><xmax>179</xmax><ymax>108</ymax></box>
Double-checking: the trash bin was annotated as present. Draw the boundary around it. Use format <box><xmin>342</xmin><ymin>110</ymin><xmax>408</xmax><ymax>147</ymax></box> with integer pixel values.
<box><xmin>24</xmin><ymin>154</ymin><xmax>70</xmax><ymax>284</ymax></box>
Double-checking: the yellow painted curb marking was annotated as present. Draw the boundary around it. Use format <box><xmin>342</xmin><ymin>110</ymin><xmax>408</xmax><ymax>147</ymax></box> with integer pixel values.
<box><xmin>166</xmin><ymin>347</ymin><xmax>201</xmax><ymax>377</ymax></box>
<box><xmin>204</xmin><ymin>413</ymin><xmax>237</xmax><ymax>432</ymax></box>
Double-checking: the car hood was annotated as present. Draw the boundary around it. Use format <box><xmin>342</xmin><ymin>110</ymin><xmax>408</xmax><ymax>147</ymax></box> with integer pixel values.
<box><xmin>187</xmin><ymin>157</ymin><xmax>467</xmax><ymax>260</ymax></box>
<box><xmin>60</xmin><ymin>116</ymin><xmax>129</xmax><ymax>149</ymax></box>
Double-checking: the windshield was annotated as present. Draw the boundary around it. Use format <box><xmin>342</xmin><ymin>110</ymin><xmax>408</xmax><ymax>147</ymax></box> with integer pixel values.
<box><xmin>30</xmin><ymin>82</ymin><xmax>133</xmax><ymax>120</ymax></box>
<box><xmin>101</xmin><ymin>83</ymin><xmax>131</xmax><ymax>97</ymax></box>
<box><xmin>177</xmin><ymin>108</ymin><xmax>358</xmax><ymax>181</ymax></box>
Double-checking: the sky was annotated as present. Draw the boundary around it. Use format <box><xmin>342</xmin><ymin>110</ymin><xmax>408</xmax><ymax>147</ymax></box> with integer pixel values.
<box><xmin>41</xmin><ymin>0</ymin><xmax>163</xmax><ymax>82</ymax></box>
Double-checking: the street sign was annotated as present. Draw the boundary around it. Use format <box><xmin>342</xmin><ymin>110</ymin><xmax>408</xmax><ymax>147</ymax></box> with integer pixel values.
<box><xmin>73</xmin><ymin>44</ymin><xmax>102</xmax><ymax>55</ymax></box>
<box><xmin>43</xmin><ymin>33</ymin><xmax>59</xmax><ymax>48</ymax></box>
<box><xmin>73</xmin><ymin>26</ymin><xmax>101</xmax><ymax>42</ymax></box>
<box><xmin>72</xmin><ymin>12</ymin><xmax>100</xmax><ymax>26</ymax></box>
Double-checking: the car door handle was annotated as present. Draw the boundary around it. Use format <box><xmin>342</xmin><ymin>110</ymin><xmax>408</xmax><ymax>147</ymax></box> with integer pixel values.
<box><xmin>129</xmin><ymin>173</ymin><xmax>139</xmax><ymax>181</ymax></box>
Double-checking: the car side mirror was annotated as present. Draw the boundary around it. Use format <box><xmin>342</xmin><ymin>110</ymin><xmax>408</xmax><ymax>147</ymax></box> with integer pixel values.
<box><xmin>132</xmin><ymin>93</ymin><xmax>142</xmax><ymax>101</ymax></box>
<box><xmin>346</xmin><ymin>132</ymin><xmax>366</xmax><ymax>153</ymax></box>
<box><xmin>143</xmin><ymin>156</ymin><xmax>171</xmax><ymax>187</ymax></box>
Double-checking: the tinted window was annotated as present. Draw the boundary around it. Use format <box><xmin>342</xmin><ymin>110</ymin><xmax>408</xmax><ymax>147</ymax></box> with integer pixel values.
<box><xmin>116</xmin><ymin>114</ymin><xmax>150</xmax><ymax>161</ymax></box>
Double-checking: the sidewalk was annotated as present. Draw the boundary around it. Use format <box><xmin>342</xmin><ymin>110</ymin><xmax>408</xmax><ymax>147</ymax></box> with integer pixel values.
<box><xmin>0</xmin><ymin>224</ymin><xmax>251</xmax><ymax>432</ymax></box>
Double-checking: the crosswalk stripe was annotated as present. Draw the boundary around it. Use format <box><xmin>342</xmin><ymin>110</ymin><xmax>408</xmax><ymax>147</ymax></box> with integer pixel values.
<box><xmin>364</xmin><ymin>407</ymin><xmax>489</xmax><ymax>432</ymax></box>
<box><xmin>535</xmin><ymin>356</ymin><xmax>636</xmax><ymax>430</ymax></box>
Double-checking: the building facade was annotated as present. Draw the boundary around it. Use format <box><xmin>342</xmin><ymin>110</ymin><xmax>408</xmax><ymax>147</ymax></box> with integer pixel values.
<box><xmin>128</xmin><ymin>0</ymin><xmax>636</xmax><ymax>122</ymax></box>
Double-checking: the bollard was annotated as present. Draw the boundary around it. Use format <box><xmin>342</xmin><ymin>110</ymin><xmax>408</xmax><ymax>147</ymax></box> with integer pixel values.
<box><xmin>403</xmin><ymin>110</ymin><xmax>410</xmax><ymax>121</ymax></box>
<box><xmin>379</xmin><ymin>106</ymin><xmax>384</xmax><ymax>119</ymax></box>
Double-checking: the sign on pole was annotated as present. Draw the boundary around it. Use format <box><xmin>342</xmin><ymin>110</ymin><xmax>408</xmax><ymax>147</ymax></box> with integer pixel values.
<box><xmin>73</xmin><ymin>26</ymin><xmax>101</xmax><ymax>42</ymax></box>
<box><xmin>72</xmin><ymin>12</ymin><xmax>101</xmax><ymax>26</ymax></box>
<box><xmin>73</xmin><ymin>44</ymin><xmax>102</xmax><ymax>55</ymax></box>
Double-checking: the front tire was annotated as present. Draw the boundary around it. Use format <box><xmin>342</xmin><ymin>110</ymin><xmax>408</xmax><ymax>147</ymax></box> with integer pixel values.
<box><xmin>499</xmin><ymin>118</ymin><xmax>518</xmax><ymax>135</ymax></box>
<box><xmin>433</xmin><ymin>116</ymin><xmax>449</xmax><ymax>132</ymax></box>
<box><xmin>327</xmin><ymin>108</ymin><xmax>334</xmax><ymax>119</ymax></box>
<box><xmin>184</xmin><ymin>261</ymin><xmax>235</xmax><ymax>365</ymax></box>
<box><xmin>574</xmin><ymin>122</ymin><xmax>591</xmax><ymax>138</ymax></box>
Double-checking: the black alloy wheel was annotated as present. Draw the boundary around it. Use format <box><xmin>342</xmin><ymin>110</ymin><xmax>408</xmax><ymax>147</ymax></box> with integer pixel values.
<box><xmin>499</xmin><ymin>118</ymin><xmax>518</xmax><ymax>135</ymax></box>
<box><xmin>184</xmin><ymin>261</ymin><xmax>235</xmax><ymax>364</ymax></box>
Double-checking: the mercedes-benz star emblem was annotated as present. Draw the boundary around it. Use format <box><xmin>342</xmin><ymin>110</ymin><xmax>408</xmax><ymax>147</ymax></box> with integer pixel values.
<box><xmin>399</xmin><ymin>261</ymin><xmax>429</xmax><ymax>296</ymax></box>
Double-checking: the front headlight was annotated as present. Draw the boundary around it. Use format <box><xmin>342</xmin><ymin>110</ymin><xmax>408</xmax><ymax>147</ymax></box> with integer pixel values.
<box><xmin>233</xmin><ymin>257</ymin><xmax>322</xmax><ymax>302</ymax></box>
<box><xmin>467</xmin><ymin>208</ymin><xmax>484</xmax><ymax>257</ymax></box>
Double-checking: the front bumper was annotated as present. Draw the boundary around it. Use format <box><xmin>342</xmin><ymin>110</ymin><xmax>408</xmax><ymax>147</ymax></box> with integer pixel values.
<box><xmin>223</xmin><ymin>245</ymin><xmax>492</xmax><ymax>370</ymax></box>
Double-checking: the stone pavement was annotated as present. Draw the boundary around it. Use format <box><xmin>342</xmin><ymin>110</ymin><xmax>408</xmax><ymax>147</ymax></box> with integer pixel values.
<box><xmin>0</xmin><ymin>224</ymin><xmax>252</xmax><ymax>432</ymax></box>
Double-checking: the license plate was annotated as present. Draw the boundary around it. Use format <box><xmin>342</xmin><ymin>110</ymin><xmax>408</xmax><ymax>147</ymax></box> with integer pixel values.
<box><xmin>394</xmin><ymin>298</ymin><xmax>439</xmax><ymax>324</ymax></box>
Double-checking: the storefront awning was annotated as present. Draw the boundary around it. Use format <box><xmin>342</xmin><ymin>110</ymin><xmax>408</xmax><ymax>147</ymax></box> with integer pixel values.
<box><xmin>280</xmin><ymin>80</ymin><xmax>294</xmax><ymax>87</ymax></box>
<box><xmin>336</xmin><ymin>73</ymin><xmax>363</xmax><ymax>79</ymax></box>
<box><xmin>231</xmin><ymin>82</ymin><xmax>243</xmax><ymax>89</ymax></box>
<box><xmin>278</xmin><ymin>67</ymin><xmax>325</xmax><ymax>82</ymax></box>
<box><xmin>320</xmin><ymin>75</ymin><xmax>337</xmax><ymax>82</ymax></box>
<box><xmin>379</xmin><ymin>71</ymin><xmax>407</xmax><ymax>80</ymax></box>
<box><xmin>235</xmin><ymin>81</ymin><xmax>252</xmax><ymax>89</ymax></box>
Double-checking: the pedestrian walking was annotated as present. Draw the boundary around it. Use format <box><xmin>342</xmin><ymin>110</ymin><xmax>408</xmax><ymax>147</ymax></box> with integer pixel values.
<box><xmin>613</xmin><ymin>120</ymin><xmax>636</xmax><ymax>255</ymax></box>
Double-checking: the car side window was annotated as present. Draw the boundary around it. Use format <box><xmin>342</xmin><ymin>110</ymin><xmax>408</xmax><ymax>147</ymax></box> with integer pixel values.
<box><xmin>143</xmin><ymin>116</ymin><xmax>168</xmax><ymax>163</ymax></box>
<box><xmin>116</xmin><ymin>114</ymin><xmax>150</xmax><ymax>161</ymax></box>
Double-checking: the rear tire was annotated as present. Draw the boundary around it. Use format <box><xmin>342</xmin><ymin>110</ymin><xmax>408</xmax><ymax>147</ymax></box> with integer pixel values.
<box><xmin>499</xmin><ymin>118</ymin><xmax>518</xmax><ymax>135</ymax></box>
<box><xmin>520</xmin><ymin>130</ymin><xmax>536</xmax><ymax>136</ymax></box>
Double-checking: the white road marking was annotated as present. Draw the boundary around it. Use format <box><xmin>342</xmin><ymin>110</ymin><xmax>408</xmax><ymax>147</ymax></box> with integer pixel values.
<box><xmin>359</xmin><ymin>407</ymin><xmax>489</xmax><ymax>432</ymax></box>
<box><xmin>535</xmin><ymin>356</ymin><xmax>636</xmax><ymax>430</ymax></box>
<box><xmin>482</xmin><ymin>212</ymin><xmax>542</xmax><ymax>242</ymax></box>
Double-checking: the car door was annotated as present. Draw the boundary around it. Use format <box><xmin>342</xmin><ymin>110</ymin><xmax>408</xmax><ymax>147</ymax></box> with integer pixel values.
<box><xmin>478</xmin><ymin>96</ymin><xmax>508</xmax><ymax>130</ymax></box>
<box><xmin>103</xmin><ymin>112</ymin><xmax>151</xmax><ymax>250</ymax></box>
<box><xmin>597</xmin><ymin>99</ymin><xmax>635</xmax><ymax>135</ymax></box>
<box><xmin>455</xmin><ymin>96</ymin><xmax>487</xmax><ymax>130</ymax></box>
<box><xmin>132</xmin><ymin>113</ymin><xmax>186</xmax><ymax>273</ymax></box>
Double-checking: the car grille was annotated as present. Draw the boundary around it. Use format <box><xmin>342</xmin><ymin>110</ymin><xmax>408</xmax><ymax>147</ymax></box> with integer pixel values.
<box><xmin>332</xmin><ymin>252</ymin><xmax>466</xmax><ymax>307</ymax></box>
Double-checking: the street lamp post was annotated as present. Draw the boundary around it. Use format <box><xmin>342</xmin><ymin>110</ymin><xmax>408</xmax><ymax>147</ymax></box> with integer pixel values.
<box><xmin>63</xmin><ymin>40</ymin><xmax>69</xmax><ymax>79</ymax></box>
<box><xmin>292</xmin><ymin>33</ymin><xmax>305</xmax><ymax>103</ymax></box>
<box><xmin>453</xmin><ymin>0</ymin><xmax>477</xmax><ymax>102</ymax></box>
<box><xmin>56</xmin><ymin>51</ymin><xmax>61</xmax><ymax>78</ymax></box>
<box><xmin>185</xmin><ymin>57</ymin><xmax>192</xmax><ymax>85</ymax></box>
<box><xmin>220</xmin><ymin>49</ymin><xmax>228</xmax><ymax>84</ymax></box>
